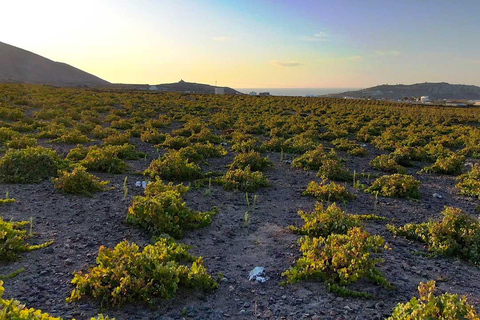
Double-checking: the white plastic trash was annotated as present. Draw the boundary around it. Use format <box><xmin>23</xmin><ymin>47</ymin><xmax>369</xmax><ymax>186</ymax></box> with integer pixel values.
<box><xmin>249</xmin><ymin>267</ymin><xmax>268</xmax><ymax>282</ymax></box>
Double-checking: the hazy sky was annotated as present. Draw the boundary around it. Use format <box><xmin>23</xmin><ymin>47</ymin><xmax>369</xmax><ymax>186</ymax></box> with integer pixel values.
<box><xmin>2</xmin><ymin>0</ymin><xmax>480</xmax><ymax>88</ymax></box>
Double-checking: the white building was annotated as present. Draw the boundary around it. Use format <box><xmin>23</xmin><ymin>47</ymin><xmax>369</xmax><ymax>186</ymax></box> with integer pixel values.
<box><xmin>249</xmin><ymin>91</ymin><xmax>257</xmax><ymax>96</ymax></box>
<box><xmin>420</xmin><ymin>96</ymin><xmax>430</xmax><ymax>103</ymax></box>
<box><xmin>215</xmin><ymin>87</ymin><xmax>225</xmax><ymax>95</ymax></box>
<box><xmin>149</xmin><ymin>85</ymin><xmax>158</xmax><ymax>91</ymax></box>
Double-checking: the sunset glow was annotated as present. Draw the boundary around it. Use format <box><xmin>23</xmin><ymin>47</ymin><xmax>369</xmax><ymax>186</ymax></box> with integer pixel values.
<box><xmin>2</xmin><ymin>0</ymin><xmax>480</xmax><ymax>88</ymax></box>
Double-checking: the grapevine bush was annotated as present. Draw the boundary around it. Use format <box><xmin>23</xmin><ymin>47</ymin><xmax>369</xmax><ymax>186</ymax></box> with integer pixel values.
<box><xmin>387</xmin><ymin>281</ymin><xmax>480</xmax><ymax>320</ymax></box>
<box><xmin>282</xmin><ymin>227</ymin><xmax>393</xmax><ymax>297</ymax></box>
<box><xmin>303</xmin><ymin>180</ymin><xmax>356</xmax><ymax>202</ymax></box>
<box><xmin>67</xmin><ymin>239</ymin><xmax>218</xmax><ymax>306</ymax></box>
<box><xmin>365</xmin><ymin>174</ymin><xmax>421</xmax><ymax>199</ymax></box>
<box><xmin>221</xmin><ymin>166</ymin><xmax>270</xmax><ymax>192</ymax></box>
<box><xmin>54</xmin><ymin>166</ymin><xmax>110</xmax><ymax>196</ymax></box>
<box><xmin>127</xmin><ymin>179</ymin><xmax>216</xmax><ymax>238</ymax></box>
<box><xmin>388</xmin><ymin>206</ymin><xmax>480</xmax><ymax>265</ymax></box>
<box><xmin>0</xmin><ymin>146</ymin><xmax>65</xmax><ymax>183</ymax></box>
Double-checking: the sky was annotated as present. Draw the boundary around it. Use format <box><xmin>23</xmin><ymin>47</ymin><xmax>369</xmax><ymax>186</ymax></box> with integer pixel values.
<box><xmin>2</xmin><ymin>0</ymin><xmax>480</xmax><ymax>88</ymax></box>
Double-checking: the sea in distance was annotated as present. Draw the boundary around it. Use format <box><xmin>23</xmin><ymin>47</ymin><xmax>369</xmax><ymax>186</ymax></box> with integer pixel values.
<box><xmin>238</xmin><ymin>88</ymin><xmax>360</xmax><ymax>97</ymax></box>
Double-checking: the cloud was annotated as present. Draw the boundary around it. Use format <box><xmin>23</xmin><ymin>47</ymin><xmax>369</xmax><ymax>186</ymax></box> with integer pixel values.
<box><xmin>212</xmin><ymin>36</ymin><xmax>228</xmax><ymax>42</ymax></box>
<box><xmin>300</xmin><ymin>31</ymin><xmax>328</xmax><ymax>42</ymax></box>
<box><xmin>375</xmin><ymin>50</ymin><xmax>401</xmax><ymax>57</ymax></box>
<box><xmin>270</xmin><ymin>60</ymin><xmax>303</xmax><ymax>67</ymax></box>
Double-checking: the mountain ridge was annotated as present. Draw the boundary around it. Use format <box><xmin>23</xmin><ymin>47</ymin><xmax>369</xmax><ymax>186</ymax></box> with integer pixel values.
<box><xmin>327</xmin><ymin>82</ymin><xmax>480</xmax><ymax>100</ymax></box>
<box><xmin>0</xmin><ymin>42</ymin><xmax>240</xmax><ymax>94</ymax></box>
<box><xmin>0</xmin><ymin>41</ymin><xmax>110</xmax><ymax>87</ymax></box>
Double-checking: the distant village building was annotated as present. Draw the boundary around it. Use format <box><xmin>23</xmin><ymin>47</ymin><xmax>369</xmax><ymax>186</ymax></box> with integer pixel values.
<box><xmin>420</xmin><ymin>96</ymin><xmax>430</xmax><ymax>103</ymax></box>
<box><xmin>259</xmin><ymin>92</ymin><xmax>270</xmax><ymax>96</ymax></box>
<box><xmin>249</xmin><ymin>91</ymin><xmax>257</xmax><ymax>96</ymax></box>
<box><xmin>215</xmin><ymin>87</ymin><xmax>225</xmax><ymax>95</ymax></box>
<box><xmin>468</xmin><ymin>100</ymin><xmax>480</xmax><ymax>106</ymax></box>
<box><xmin>149</xmin><ymin>85</ymin><xmax>158</xmax><ymax>91</ymax></box>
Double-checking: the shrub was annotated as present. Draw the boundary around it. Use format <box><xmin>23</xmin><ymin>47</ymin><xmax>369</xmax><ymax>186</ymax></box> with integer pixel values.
<box><xmin>158</xmin><ymin>134</ymin><xmax>189</xmax><ymax>149</ymax></box>
<box><xmin>66</xmin><ymin>144</ymin><xmax>89</xmax><ymax>161</ymax></box>
<box><xmin>231</xmin><ymin>138</ymin><xmax>259</xmax><ymax>153</ymax></box>
<box><xmin>177</xmin><ymin>142</ymin><xmax>227</xmax><ymax>162</ymax></box>
<box><xmin>388</xmin><ymin>207</ymin><xmax>480</xmax><ymax>265</ymax></box>
<box><xmin>144</xmin><ymin>151</ymin><xmax>202</xmax><ymax>181</ymax></box>
<box><xmin>348</xmin><ymin>146</ymin><xmax>367</xmax><ymax>156</ymax></box>
<box><xmin>291</xmin><ymin>145</ymin><xmax>333</xmax><ymax>171</ymax></box>
<box><xmin>51</xmin><ymin>130</ymin><xmax>92</xmax><ymax>144</ymax></box>
<box><xmin>316</xmin><ymin>159</ymin><xmax>352</xmax><ymax>181</ymax></box>
<box><xmin>456</xmin><ymin>164</ymin><xmax>480</xmax><ymax>199</ymax></box>
<box><xmin>54</xmin><ymin>166</ymin><xmax>110</xmax><ymax>196</ymax></box>
<box><xmin>103</xmin><ymin>144</ymin><xmax>146</xmax><ymax>160</ymax></box>
<box><xmin>67</xmin><ymin>239</ymin><xmax>218</xmax><ymax>306</ymax></box>
<box><xmin>288</xmin><ymin>203</ymin><xmax>361</xmax><ymax>237</ymax></box>
<box><xmin>92</xmin><ymin>125</ymin><xmax>117</xmax><ymax>138</ymax></box>
<box><xmin>221</xmin><ymin>166</ymin><xmax>270</xmax><ymax>192</ymax></box>
<box><xmin>4</xmin><ymin>135</ymin><xmax>37</xmax><ymax>149</ymax></box>
<box><xmin>421</xmin><ymin>153</ymin><xmax>465</xmax><ymax>175</ymax></box>
<box><xmin>370</xmin><ymin>154</ymin><xmax>406</xmax><ymax>174</ymax></box>
<box><xmin>103</xmin><ymin>132</ymin><xmax>131</xmax><ymax>145</ymax></box>
<box><xmin>230</xmin><ymin>151</ymin><xmax>273</xmax><ymax>171</ymax></box>
<box><xmin>0</xmin><ymin>216</ymin><xmax>53</xmax><ymax>261</ymax></box>
<box><xmin>36</xmin><ymin>124</ymin><xmax>66</xmax><ymax>139</ymax></box>
<box><xmin>284</xmin><ymin>134</ymin><xmax>318</xmax><ymax>153</ymax></box>
<box><xmin>332</xmin><ymin>138</ymin><xmax>367</xmax><ymax>156</ymax></box>
<box><xmin>282</xmin><ymin>227</ymin><xmax>393</xmax><ymax>298</ymax></box>
<box><xmin>0</xmin><ymin>127</ymin><xmax>20</xmax><ymax>144</ymax></box>
<box><xmin>260</xmin><ymin>137</ymin><xmax>287</xmax><ymax>152</ymax></box>
<box><xmin>424</xmin><ymin>143</ymin><xmax>453</xmax><ymax>162</ymax></box>
<box><xmin>387</xmin><ymin>281</ymin><xmax>480</xmax><ymax>320</ymax></box>
<box><xmin>144</xmin><ymin>178</ymin><xmax>190</xmax><ymax>198</ymax></box>
<box><xmin>365</xmin><ymin>174</ymin><xmax>421</xmax><ymax>199</ymax></box>
<box><xmin>0</xmin><ymin>146</ymin><xmax>65</xmax><ymax>183</ymax></box>
<box><xmin>140</xmin><ymin>128</ymin><xmax>166</xmax><ymax>144</ymax></box>
<box><xmin>303</xmin><ymin>180</ymin><xmax>356</xmax><ymax>202</ymax></box>
<box><xmin>392</xmin><ymin>146</ymin><xmax>429</xmax><ymax>165</ymax></box>
<box><xmin>111</xmin><ymin>119</ymin><xmax>133</xmax><ymax>130</ymax></box>
<box><xmin>188</xmin><ymin>128</ymin><xmax>223</xmax><ymax>144</ymax></box>
<box><xmin>128</xmin><ymin>189</ymin><xmax>216</xmax><ymax>238</ymax></box>
<box><xmin>81</xmin><ymin>148</ymin><xmax>128</xmax><ymax>174</ymax></box>
<box><xmin>331</xmin><ymin>138</ymin><xmax>358</xmax><ymax>151</ymax></box>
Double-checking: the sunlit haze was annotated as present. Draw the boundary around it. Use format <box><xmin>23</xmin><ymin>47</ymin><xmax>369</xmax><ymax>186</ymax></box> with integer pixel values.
<box><xmin>2</xmin><ymin>0</ymin><xmax>480</xmax><ymax>88</ymax></box>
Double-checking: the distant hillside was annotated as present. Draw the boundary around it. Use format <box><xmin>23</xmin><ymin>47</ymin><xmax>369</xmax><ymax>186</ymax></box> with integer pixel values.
<box><xmin>0</xmin><ymin>41</ymin><xmax>110</xmax><ymax>87</ymax></box>
<box><xmin>327</xmin><ymin>82</ymin><xmax>480</xmax><ymax>100</ymax></box>
<box><xmin>155</xmin><ymin>80</ymin><xmax>241</xmax><ymax>94</ymax></box>
<box><xmin>110</xmin><ymin>80</ymin><xmax>242</xmax><ymax>94</ymax></box>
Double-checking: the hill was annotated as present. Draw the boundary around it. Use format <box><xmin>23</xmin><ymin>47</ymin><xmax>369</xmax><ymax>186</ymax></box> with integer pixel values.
<box><xmin>110</xmin><ymin>80</ymin><xmax>241</xmax><ymax>94</ymax></box>
<box><xmin>0</xmin><ymin>41</ymin><xmax>110</xmax><ymax>87</ymax></box>
<box><xmin>154</xmin><ymin>80</ymin><xmax>242</xmax><ymax>94</ymax></box>
<box><xmin>327</xmin><ymin>82</ymin><xmax>480</xmax><ymax>100</ymax></box>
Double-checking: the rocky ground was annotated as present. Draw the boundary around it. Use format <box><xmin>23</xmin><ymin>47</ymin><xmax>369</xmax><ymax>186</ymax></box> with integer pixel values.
<box><xmin>1</xmin><ymin>138</ymin><xmax>479</xmax><ymax>320</ymax></box>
